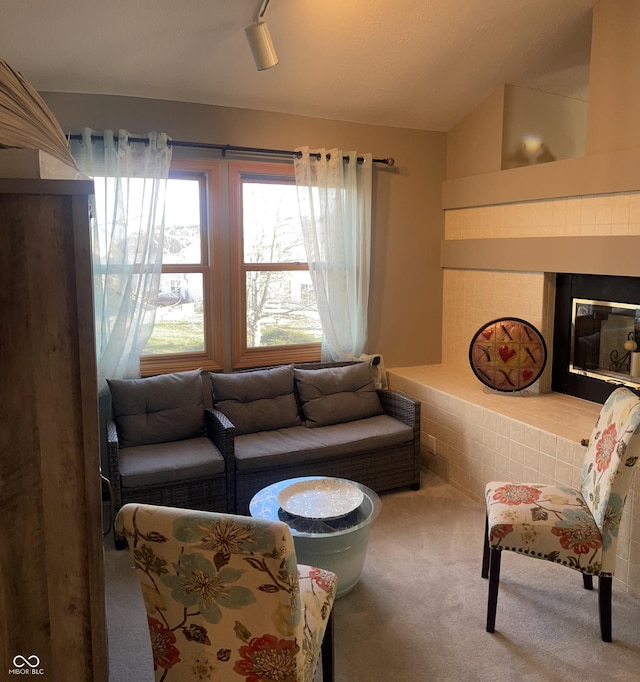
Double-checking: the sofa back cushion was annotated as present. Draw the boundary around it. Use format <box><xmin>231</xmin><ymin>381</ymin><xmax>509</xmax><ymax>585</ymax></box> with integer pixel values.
<box><xmin>209</xmin><ymin>365</ymin><xmax>301</xmax><ymax>435</ymax></box>
<box><xmin>107</xmin><ymin>369</ymin><xmax>206</xmax><ymax>447</ymax></box>
<box><xmin>294</xmin><ymin>362</ymin><xmax>383</xmax><ymax>427</ymax></box>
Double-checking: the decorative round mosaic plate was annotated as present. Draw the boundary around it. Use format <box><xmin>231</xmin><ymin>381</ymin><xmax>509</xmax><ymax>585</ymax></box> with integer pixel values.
<box><xmin>277</xmin><ymin>478</ymin><xmax>364</xmax><ymax>520</ymax></box>
<box><xmin>468</xmin><ymin>317</ymin><xmax>547</xmax><ymax>392</ymax></box>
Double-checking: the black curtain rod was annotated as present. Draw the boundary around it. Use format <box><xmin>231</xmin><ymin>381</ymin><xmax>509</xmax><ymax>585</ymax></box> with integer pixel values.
<box><xmin>66</xmin><ymin>133</ymin><xmax>394</xmax><ymax>166</ymax></box>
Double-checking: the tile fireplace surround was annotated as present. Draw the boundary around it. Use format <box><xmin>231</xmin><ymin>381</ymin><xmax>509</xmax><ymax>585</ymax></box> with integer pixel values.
<box><xmin>387</xmin><ymin>190</ymin><xmax>640</xmax><ymax>597</ymax></box>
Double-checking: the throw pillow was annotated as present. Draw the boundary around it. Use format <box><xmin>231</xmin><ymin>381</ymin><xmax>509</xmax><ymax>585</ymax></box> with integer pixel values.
<box><xmin>294</xmin><ymin>362</ymin><xmax>383</xmax><ymax>427</ymax></box>
<box><xmin>209</xmin><ymin>365</ymin><xmax>301</xmax><ymax>435</ymax></box>
<box><xmin>107</xmin><ymin>369</ymin><xmax>206</xmax><ymax>447</ymax></box>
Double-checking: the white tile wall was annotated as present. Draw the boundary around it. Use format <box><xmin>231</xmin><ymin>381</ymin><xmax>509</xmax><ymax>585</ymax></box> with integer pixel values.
<box><xmin>444</xmin><ymin>192</ymin><xmax>640</xmax><ymax>240</ymax></box>
<box><xmin>441</xmin><ymin>269</ymin><xmax>554</xmax><ymax>391</ymax></box>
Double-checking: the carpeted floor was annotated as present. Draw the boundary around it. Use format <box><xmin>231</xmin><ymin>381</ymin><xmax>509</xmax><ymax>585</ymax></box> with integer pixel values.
<box><xmin>104</xmin><ymin>470</ymin><xmax>640</xmax><ymax>681</ymax></box>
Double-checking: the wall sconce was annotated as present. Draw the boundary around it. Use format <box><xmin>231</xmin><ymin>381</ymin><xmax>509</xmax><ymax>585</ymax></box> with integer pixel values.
<box><xmin>519</xmin><ymin>134</ymin><xmax>556</xmax><ymax>165</ymax></box>
<box><xmin>521</xmin><ymin>133</ymin><xmax>543</xmax><ymax>157</ymax></box>
<box><xmin>245</xmin><ymin>0</ymin><xmax>278</xmax><ymax>70</ymax></box>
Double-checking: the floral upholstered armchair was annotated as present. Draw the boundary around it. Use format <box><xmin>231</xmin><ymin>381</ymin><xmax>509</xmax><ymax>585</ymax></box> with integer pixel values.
<box><xmin>115</xmin><ymin>503</ymin><xmax>337</xmax><ymax>681</ymax></box>
<box><xmin>482</xmin><ymin>386</ymin><xmax>640</xmax><ymax>642</ymax></box>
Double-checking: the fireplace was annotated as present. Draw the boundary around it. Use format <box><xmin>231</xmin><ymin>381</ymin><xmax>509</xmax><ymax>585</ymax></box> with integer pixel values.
<box><xmin>552</xmin><ymin>273</ymin><xmax>640</xmax><ymax>403</ymax></box>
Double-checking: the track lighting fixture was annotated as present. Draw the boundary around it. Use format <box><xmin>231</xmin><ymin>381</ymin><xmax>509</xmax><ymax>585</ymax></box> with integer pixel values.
<box><xmin>245</xmin><ymin>0</ymin><xmax>278</xmax><ymax>71</ymax></box>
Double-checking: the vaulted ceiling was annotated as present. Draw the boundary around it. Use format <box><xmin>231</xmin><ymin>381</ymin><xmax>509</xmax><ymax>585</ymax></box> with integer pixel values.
<box><xmin>1</xmin><ymin>0</ymin><xmax>596</xmax><ymax>132</ymax></box>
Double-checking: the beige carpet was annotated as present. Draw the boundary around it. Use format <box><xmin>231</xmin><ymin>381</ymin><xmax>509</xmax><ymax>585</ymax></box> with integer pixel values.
<box><xmin>104</xmin><ymin>470</ymin><xmax>640</xmax><ymax>681</ymax></box>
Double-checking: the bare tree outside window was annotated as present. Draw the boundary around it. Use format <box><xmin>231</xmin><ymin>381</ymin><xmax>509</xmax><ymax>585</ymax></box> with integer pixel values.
<box><xmin>143</xmin><ymin>177</ymin><xmax>206</xmax><ymax>355</ymax></box>
<box><xmin>242</xmin><ymin>182</ymin><xmax>321</xmax><ymax>347</ymax></box>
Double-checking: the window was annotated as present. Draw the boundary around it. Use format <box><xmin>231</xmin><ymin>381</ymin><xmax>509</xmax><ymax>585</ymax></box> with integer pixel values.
<box><xmin>140</xmin><ymin>159</ymin><xmax>222</xmax><ymax>375</ymax></box>
<box><xmin>143</xmin><ymin>176</ymin><xmax>205</xmax><ymax>354</ymax></box>
<box><xmin>229</xmin><ymin>162</ymin><xmax>322</xmax><ymax>368</ymax></box>
<box><xmin>140</xmin><ymin>158</ymin><xmax>320</xmax><ymax>374</ymax></box>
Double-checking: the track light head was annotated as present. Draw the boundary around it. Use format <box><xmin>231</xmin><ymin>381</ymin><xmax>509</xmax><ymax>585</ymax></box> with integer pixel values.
<box><xmin>245</xmin><ymin>20</ymin><xmax>278</xmax><ymax>71</ymax></box>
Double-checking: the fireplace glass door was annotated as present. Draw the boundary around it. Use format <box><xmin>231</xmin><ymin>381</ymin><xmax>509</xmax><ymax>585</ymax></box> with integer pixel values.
<box><xmin>571</xmin><ymin>298</ymin><xmax>640</xmax><ymax>387</ymax></box>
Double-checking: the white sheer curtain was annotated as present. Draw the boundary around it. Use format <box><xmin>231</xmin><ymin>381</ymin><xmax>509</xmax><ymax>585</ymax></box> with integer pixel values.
<box><xmin>71</xmin><ymin>128</ymin><xmax>172</xmax><ymax>389</ymax></box>
<box><xmin>294</xmin><ymin>146</ymin><xmax>373</xmax><ymax>362</ymax></box>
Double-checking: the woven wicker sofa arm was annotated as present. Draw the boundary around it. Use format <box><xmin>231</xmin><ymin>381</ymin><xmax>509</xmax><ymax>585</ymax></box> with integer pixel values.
<box><xmin>106</xmin><ymin>418</ymin><xmax>123</xmax><ymax>512</ymax></box>
<box><xmin>377</xmin><ymin>389</ymin><xmax>420</xmax><ymax>428</ymax></box>
<box><xmin>205</xmin><ymin>408</ymin><xmax>236</xmax><ymax>513</ymax></box>
<box><xmin>106</xmin><ymin>418</ymin><xmax>120</xmax><ymax>471</ymax></box>
<box><xmin>206</xmin><ymin>408</ymin><xmax>235</xmax><ymax>460</ymax></box>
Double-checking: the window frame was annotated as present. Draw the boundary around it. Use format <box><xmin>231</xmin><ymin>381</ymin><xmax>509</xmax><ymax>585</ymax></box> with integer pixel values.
<box><xmin>140</xmin><ymin>158</ymin><xmax>224</xmax><ymax>375</ymax></box>
<box><xmin>228</xmin><ymin>160</ymin><xmax>321</xmax><ymax>369</ymax></box>
<box><xmin>140</xmin><ymin>158</ymin><xmax>321</xmax><ymax>376</ymax></box>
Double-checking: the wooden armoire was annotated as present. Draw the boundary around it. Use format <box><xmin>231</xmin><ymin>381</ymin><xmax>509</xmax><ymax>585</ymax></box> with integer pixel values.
<box><xmin>0</xmin><ymin>177</ymin><xmax>108</xmax><ymax>681</ymax></box>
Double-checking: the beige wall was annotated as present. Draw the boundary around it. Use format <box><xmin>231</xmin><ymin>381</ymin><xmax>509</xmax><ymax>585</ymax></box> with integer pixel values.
<box><xmin>447</xmin><ymin>0</ymin><xmax>640</xmax><ymax>182</ymax></box>
<box><xmin>446</xmin><ymin>85</ymin><xmax>504</xmax><ymax>180</ymax></box>
<box><xmin>440</xmin><ymin>0</ymin><xmax>640</xmax><ymax>273</ymax></box>
<box><xmin>502</xmin><ymin>84</ymin><xmax>587</xmax><ymax>168</ymax></box>
<box><xmin>586</xmin><ymin>0</ymin><xmax>640</xmax><ymax>155</ymax></box>
<box><xmin>43</xmin><ymin>92</ymin><xmax>447</xmax><ymax>368</ymax></box>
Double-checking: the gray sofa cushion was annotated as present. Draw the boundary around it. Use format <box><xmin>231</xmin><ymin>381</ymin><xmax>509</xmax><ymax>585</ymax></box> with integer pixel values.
<box><xmin>209</xmin><ymin>365</ymin><xmax>301</xmax><ymax>435</ymax></box>
<box><xmin>119</xmin><ymin>437</ymin><xmax>225</xmax><ymax>488</ymax></box>
<box><xmin>294</xmin><ymin>362</ymin><xmax>383</xmax><ymax>427</ymax></box>
<box><xmin>234</xmin><ymin>414</ymin><xmax>412</xmax><ymax>471</ymax></box>
<box><xmin>108</xmin><ymin>369</ymin><xmax>206</xmax><ymax>447</ymax></box>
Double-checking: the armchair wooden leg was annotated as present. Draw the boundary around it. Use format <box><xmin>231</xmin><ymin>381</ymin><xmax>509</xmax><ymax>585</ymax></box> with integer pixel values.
<box><xmin>598</xmin><ymin>576</ymin><xmax>612</xmax><ymax>642</ymax></box>
<box><xmin>481</xmin><ymin>516</ymin><xmax>490</xmax><ymax>579</ymax></box>
<box><xmin>321</xmin><ymin>609</ymin><xmax>335</xmax><ymax>682</ymax></box>
<box><xmin>582</xmin><ymin>573</ymin><xmax>593</xmax><ymax>590</ymax></box>
<box><xmin>486</xmin><ymin>547</ymin><xmax>502</xmax><ymax>633</ymax></box>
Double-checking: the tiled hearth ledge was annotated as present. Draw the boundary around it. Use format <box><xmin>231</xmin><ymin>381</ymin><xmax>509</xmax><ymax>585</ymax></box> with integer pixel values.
<box><xmin>387</xmin><ymin>364</ymin><xmax>640</xmax><ymax>596</ymax></box>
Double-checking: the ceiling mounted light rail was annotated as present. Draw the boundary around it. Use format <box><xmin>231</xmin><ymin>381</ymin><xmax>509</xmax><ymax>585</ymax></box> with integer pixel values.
<box><xmin>245</xmin><ymin>0</ymin><xmax>278</xmax><ymax>71</ymax></box>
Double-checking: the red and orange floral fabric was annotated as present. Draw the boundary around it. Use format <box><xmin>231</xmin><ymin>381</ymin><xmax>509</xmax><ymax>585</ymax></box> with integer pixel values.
<box><xmin>485</xmin><ymin>387</ymin><xmax>640</xmax><ymax>576</ymax></box>
<box><xmin>115</xmin><ymin>503</ymin><xmax>336</xmax><ymax>682</ymax></box>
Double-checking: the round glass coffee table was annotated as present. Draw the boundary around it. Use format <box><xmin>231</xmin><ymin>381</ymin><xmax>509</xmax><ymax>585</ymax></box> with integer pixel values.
<box><xmin>249</xmin><ymin>476</ymin><xmax>381</xmax><ymax>598</ymax></box>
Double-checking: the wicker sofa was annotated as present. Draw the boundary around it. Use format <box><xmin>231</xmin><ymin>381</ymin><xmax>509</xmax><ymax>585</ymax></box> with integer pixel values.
<box><xmin>208</xmin><ymin>361</ymin><xmax>421</xmax><ymax>513</ymax></box>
